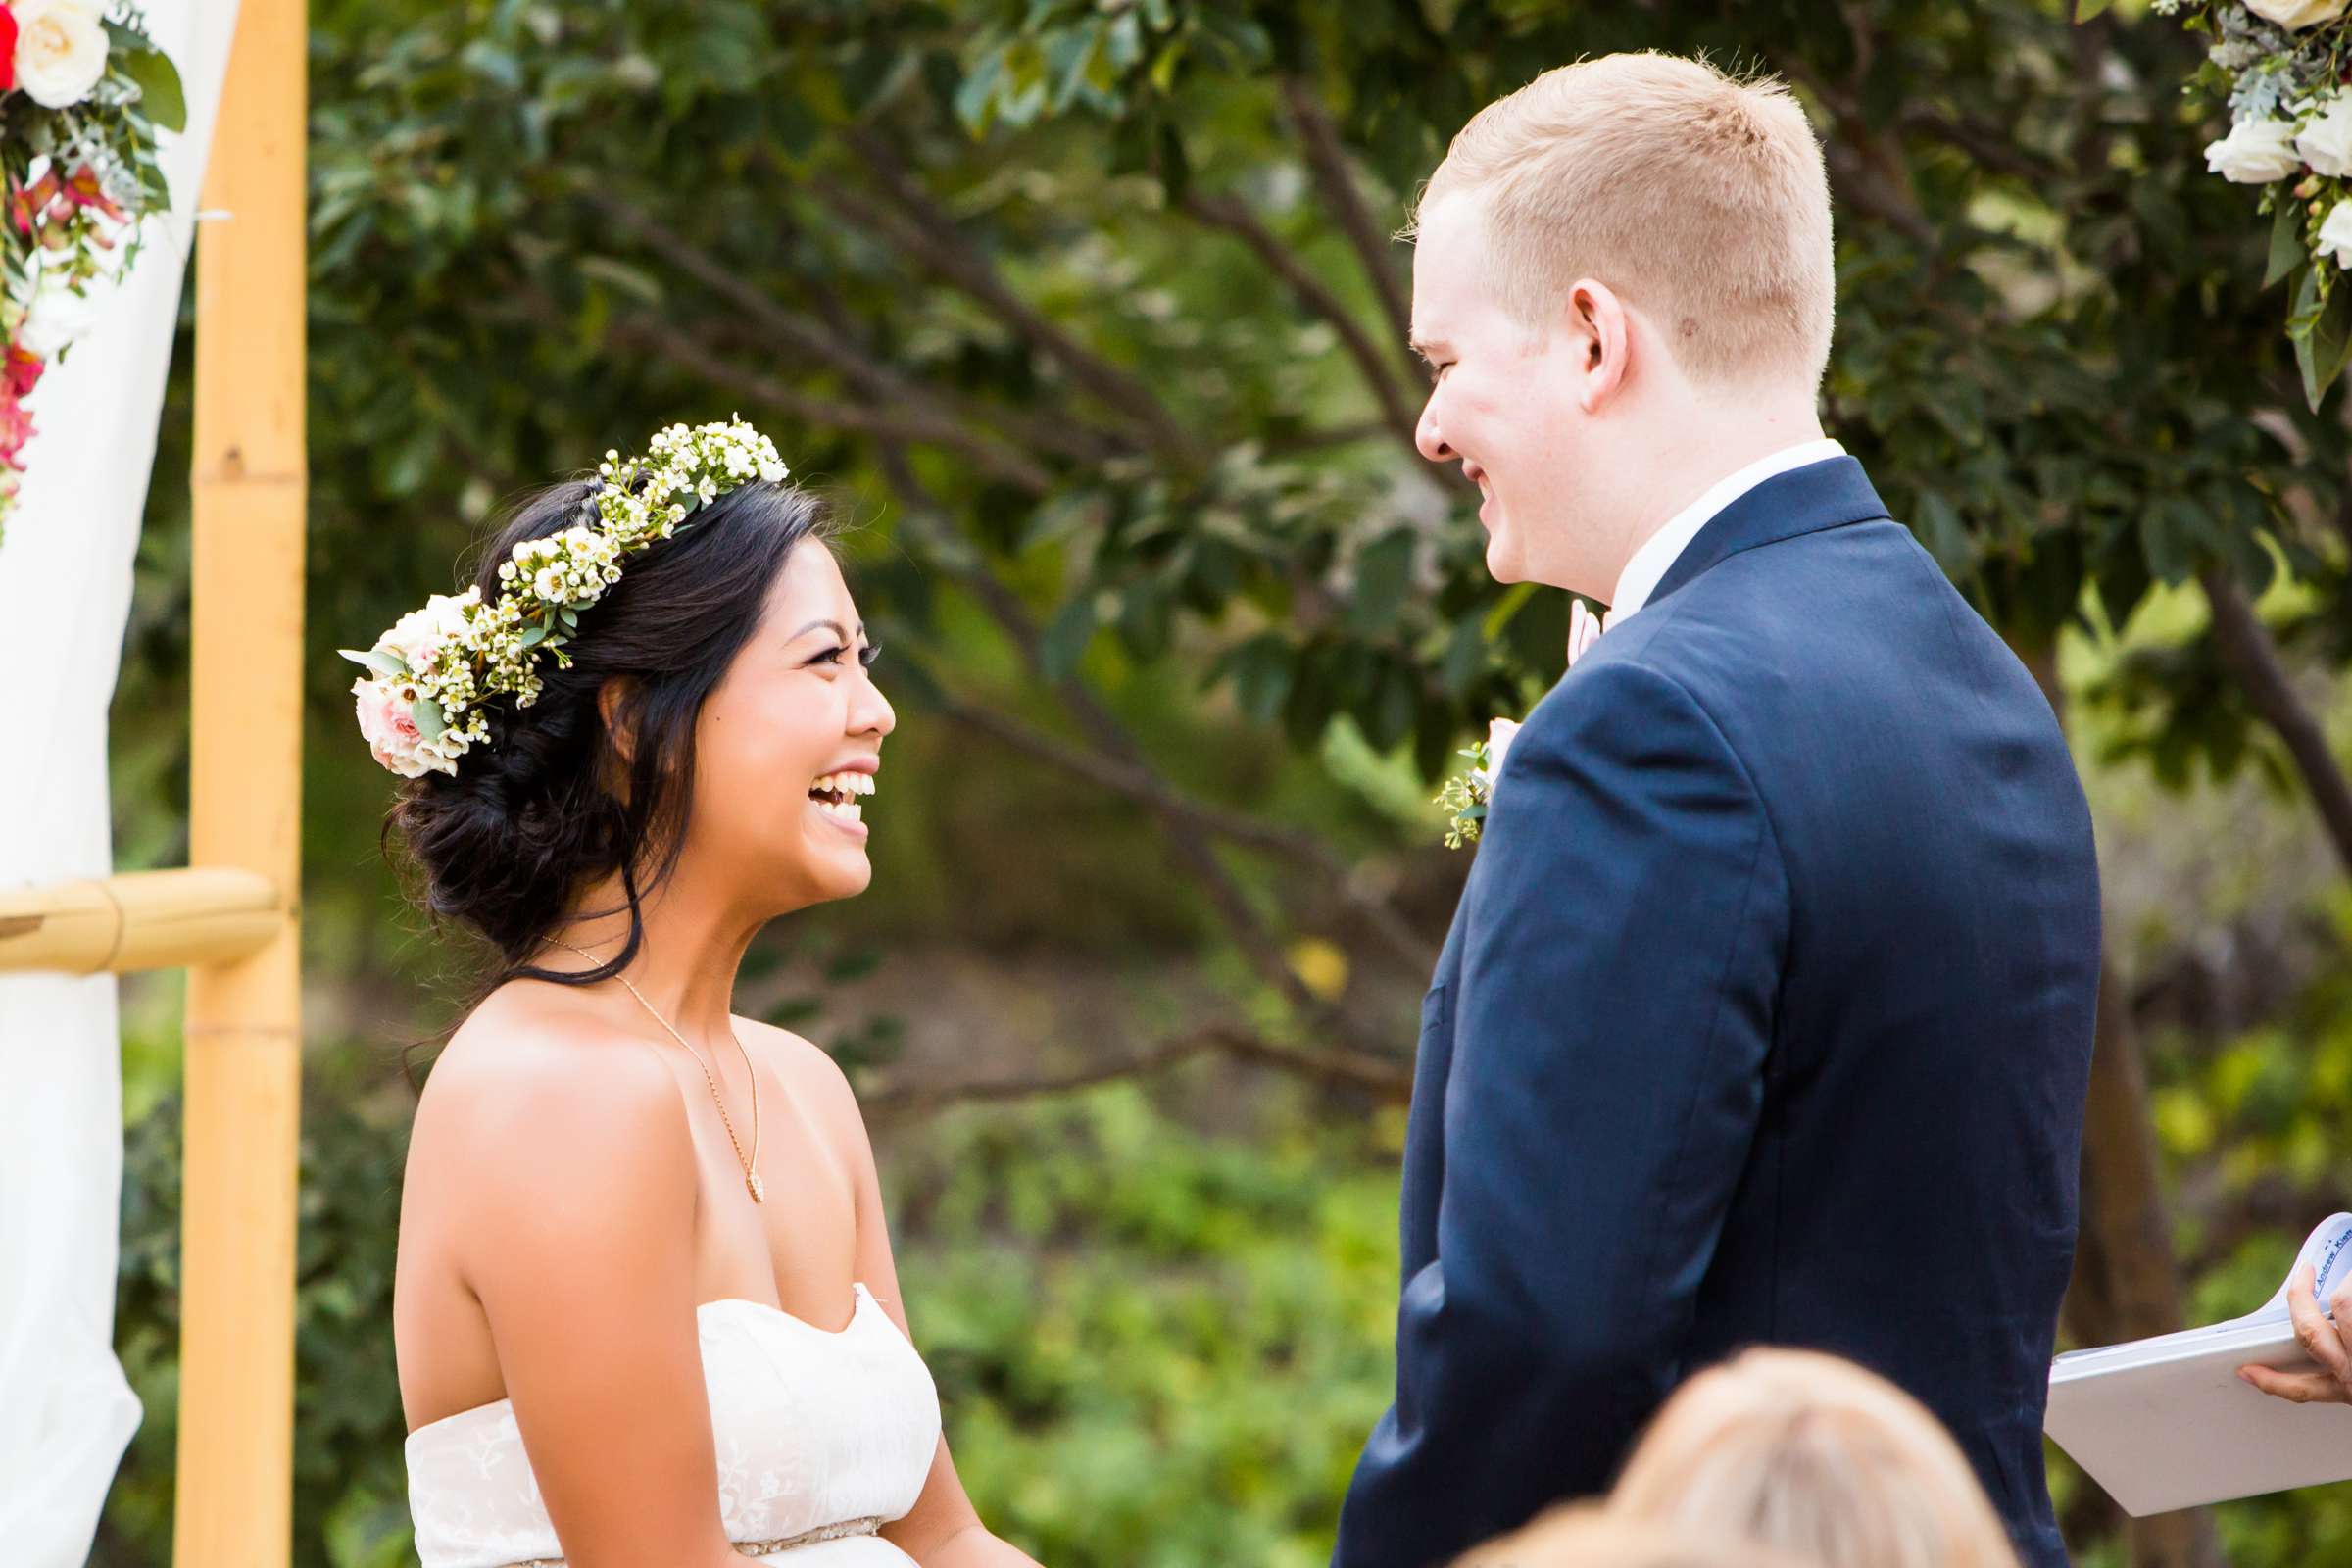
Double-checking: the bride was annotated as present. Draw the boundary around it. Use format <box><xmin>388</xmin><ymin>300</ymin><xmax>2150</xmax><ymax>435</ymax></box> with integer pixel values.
<box><xmin>368</xmin><ymin>420</ymin><xmax>1039</xmax><ymax>1567</ymax></box>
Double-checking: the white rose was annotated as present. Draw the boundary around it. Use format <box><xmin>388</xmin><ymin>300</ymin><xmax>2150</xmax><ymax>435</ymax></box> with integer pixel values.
<box><xmin>2317</xmin><ymin>203</ymin><xmax>2352</xmax><ymax>270</ymax></box>
<box><xmin>14</xmin><ymin>273</ymin><xmax>101</xmax><ymax>358</ymax></box>
<box><xmin>2245</xmin><ymin>0</ymin><xmax>2349</xmax><ymax>27</ymax></box>
<box><xmin>2207</xmin><ymin>118</ymin><xmax>2304</xmax><ymax>184</ymax></box>
<box><xmin>377</xmin><ymin>592</ymin><xmax>473</xmax><ymax>673</ymax></box>
<box><xmin>2297</xmin><ymin>96</ymin><xmax>2352</xmax><ymax>179</ymax></box>
<box><xmin>13</xmin><ymin>0</ymin><xmax>111</xmax><ymax>110</ymax></box>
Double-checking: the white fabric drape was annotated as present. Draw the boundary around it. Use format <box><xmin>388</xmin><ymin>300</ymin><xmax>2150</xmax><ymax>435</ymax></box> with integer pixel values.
<box><xmin>0</xmin><ymin>5</ymin><xmax>244</xmax><ymax>1561</ymax></box>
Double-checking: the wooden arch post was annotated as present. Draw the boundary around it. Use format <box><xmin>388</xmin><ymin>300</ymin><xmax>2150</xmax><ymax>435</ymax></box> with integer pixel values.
<box><xmin>172</xmin><ymin>0</ymin><xmax>308</xmax><ymax>1562</ymax></box>
<box><xmin>0</xmin><ymin>0</ymin><xmax>308</xmax><ymax>1555</ymax></box>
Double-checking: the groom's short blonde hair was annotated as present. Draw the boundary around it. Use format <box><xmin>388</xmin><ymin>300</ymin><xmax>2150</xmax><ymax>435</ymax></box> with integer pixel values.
<box><xmin>1416</xmin><ymin>53</ymin><xmax>1835</xmax><ymax>391</ymax></box>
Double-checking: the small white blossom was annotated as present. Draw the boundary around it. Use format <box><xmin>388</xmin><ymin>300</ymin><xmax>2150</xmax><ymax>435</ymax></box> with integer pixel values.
<box><xmin>345</xmin><ymin>416</ymin><xmax>792</xmax><ymax>778</ymax></box>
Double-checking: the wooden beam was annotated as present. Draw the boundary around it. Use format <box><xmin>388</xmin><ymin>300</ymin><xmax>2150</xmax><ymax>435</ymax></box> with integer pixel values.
<box><xmin>0</xmin><ymin>867</ymin><xmax>280</xmax><ymax>973</ymax></box>
<box><xmin>173</xmin><ymin>0</ymin><xmax>307</xmax><ymax>1560</ymax></box>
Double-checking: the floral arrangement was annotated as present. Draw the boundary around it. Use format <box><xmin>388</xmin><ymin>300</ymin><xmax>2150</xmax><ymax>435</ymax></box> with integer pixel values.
<box><xmin>0</xmin><ymin>2</ymin><xmax>183</xmax><ymax>537</ymax></box>
<box><xmin>1436</xmin><ymin>600</ymin><xmax>1606</xmax><ymax>848</ymax></box>
<box><xmin>2103</xmin><ymin>0</ymin><xmax>2352</xmax><ymax>404</ymax></box>
<box><xmin>340</xmin><ymin>417</ymin><xmax>790</xmax><ymax>779</ymax></box>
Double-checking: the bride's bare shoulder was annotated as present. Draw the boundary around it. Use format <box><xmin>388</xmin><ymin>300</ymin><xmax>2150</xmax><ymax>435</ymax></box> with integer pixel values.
<box><xmin>411</xmin><ymin>986</ymin><xmax>691</xmax><ymax>1193</ymax></box>
<box><xmin>734</xmin><ymin>1016</ymin><xmax>867</xmax><ymax>1128</ymax></box>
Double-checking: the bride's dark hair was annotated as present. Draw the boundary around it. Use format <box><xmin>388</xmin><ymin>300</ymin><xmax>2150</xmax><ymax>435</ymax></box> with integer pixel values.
<box><xmin>382</xmin><ymin>473</ymin><xmax>836</xmax><ymax>1081</ymax></box>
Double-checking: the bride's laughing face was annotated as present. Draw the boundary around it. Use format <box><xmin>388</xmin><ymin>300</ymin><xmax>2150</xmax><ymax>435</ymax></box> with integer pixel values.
<box><xmin>689</xmin><ymin>539</ymin><xmax>895</xmax><ymax>910</ymax></box>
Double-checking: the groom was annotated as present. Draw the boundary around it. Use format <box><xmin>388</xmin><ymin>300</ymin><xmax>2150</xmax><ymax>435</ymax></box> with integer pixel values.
<box><xmin>1336</xmin><ymin>54</ymin><xmax>2099</xmax><ymax>1568</ymax></box>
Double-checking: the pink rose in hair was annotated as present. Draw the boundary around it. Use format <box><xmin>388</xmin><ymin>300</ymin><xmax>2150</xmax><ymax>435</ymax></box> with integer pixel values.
<box><xmin>352</xmin><ymin>676</ymin><xmax>439</xmax><ymax>778</ymax></box>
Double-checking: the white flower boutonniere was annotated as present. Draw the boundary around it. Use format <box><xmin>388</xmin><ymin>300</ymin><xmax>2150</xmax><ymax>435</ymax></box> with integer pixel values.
<box><xmin>1436</xmin><ymin>599</ymin><xmax>1606</xmax><ymax>848</ymax></box>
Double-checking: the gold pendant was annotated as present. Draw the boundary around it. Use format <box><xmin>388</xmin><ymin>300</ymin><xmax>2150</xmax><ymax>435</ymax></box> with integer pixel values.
<box><xmin>747</xmin><ymin>1170</ymin><xmax>765</xmax><ymax>1203</ymax></box>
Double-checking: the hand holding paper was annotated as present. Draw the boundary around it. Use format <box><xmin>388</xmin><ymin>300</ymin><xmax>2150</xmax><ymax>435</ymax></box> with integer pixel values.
<box><xmin>2045</xmin><ymin>1211</ymin><xmax>2352</xmax><ymax>1515</ymax></box>
<box><xmin>2238</xmin><ymin>1259</ymin><xmax>2352</xmax><ymax>1405</ymax></box>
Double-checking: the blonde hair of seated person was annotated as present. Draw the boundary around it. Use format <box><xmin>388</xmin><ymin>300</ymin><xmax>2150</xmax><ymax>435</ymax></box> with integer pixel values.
<box><xmin>1611</xmin><ymin>1348</ymin><xmax>2021</xmax><ymax>1568</ymax></box>
<box><xmin>1455</xmin><ymin>1504</ymin><xmax>1822</xmax><ymax>1568</ymax></box>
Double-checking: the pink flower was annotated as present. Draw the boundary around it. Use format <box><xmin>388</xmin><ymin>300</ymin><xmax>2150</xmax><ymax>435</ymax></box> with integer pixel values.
<box><xmin>0</xmin><ymin>375</ymin><xmax>35</xmax><ymax>470</ymax></box>
<box><xmin>5</xmin><ymin>339</ymin><xmax>41</xmax><ymax>401</ymax></box>
<box><xmin>352</xmin><ymin>675</ymin><xmax>441</xmax><ymax>778</ymax></box>
<box><xmin>8</xmin><ymin>168</ymin><xmax>53</xmax><ymax>236</ymax></box>
<box><xmin>1486</xmin><ymin>716</ymin><xmax>1520</xmax><ymax>779</ymax></box>
<box><xmin>0</xmin><ymin>9</ymin><xmax>19</xmax><ymax>94</ymax></box>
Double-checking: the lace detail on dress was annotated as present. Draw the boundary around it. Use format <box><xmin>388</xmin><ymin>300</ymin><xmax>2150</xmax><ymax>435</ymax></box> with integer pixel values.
<box><xmin>405</xmin><ymin>1285</ymin><xmax>939</xmax><ymax>1567</ymax></box>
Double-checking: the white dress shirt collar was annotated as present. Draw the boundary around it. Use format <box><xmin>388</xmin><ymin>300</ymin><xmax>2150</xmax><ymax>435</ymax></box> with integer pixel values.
<box><xmin>1608</xmin><ymin>438</ymin><xmax>1846</xmax><ymax>624</ymax></box>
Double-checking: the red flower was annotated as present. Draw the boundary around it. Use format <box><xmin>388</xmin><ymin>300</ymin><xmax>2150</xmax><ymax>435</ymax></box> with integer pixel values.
<box><xmin>9</xmin><ymin>168</ymin><xmax>57</xmax><ymax>237</ymax></box>
<box><xmin>61</xmin><ymin>166</ymin><xmax>124</xmax><ymax>224</ymax></box>
<box><xmin>0</xmin><ymin>9</ymin><xmax>18</xmax><ymax>95</ymax></box>
<box><xmin>4</xmin><ymin>340</ymin><xmax>41</xmax><ymax>401</ymax></box>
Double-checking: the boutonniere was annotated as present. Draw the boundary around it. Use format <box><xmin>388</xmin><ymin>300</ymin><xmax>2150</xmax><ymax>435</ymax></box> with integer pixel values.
<box><xmin>1436</xmin><ymin>599</ymin><xmax>1607</xmax><ymax>848</ymax></box>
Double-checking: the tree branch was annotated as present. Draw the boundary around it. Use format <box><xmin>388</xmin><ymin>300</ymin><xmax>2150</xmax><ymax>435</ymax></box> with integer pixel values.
<box><xmin>876</xmin><ymin>444</ymin><xmax>1400</xmax><ymax>1028</ymax></box>
<box><xmin>858</xmin><ymin>1019</ymin><xmax>1412</xmax><ymax>1118</ymax></box>
<box><xmin>588</xmin><ymin>188</ymin><xmax>1129</xmax><ymax>469</ymax></box>
<box><xmin>1177</xmin><ymin>187</ymin><xmax>1424</xmax><ymax>458</ymax></box>
<box><xmin>2020</xmin><ymin>637</ymin><xmax>2226</xmax><ymax>1568</ymax></box>
<box><xmin>933</xmin><ymin>692</ymin><xmax>1438</xmax><ymax>973</ymax></box>
<box><xmin>1279</xmin><ymin>77</ymin><xmax>1414</xmax><ymax>353</ymax></box>
<box><xmin>598</xmin><ymin>312</ymin><xmax>1060</xmax><ymax>495</ymax></box>
<box><xmin>1894</xmin><ymin>103</ymin><xmax>2062</xmax><ymax>187</ymax></box>
<box><xmin>860</xmin><ymin>1024</ymin><xmax>1234</xmax><ymax>1116</ymax></box>
<box><xmin>818</xmin><ymin>133</ymin><xmax>1208</xmax><ymax>469</ymax></box>
<box><xmin>2202</xmin><ymin>570</ymin><xmax>2352</xmax><ymax>879</ymax></box>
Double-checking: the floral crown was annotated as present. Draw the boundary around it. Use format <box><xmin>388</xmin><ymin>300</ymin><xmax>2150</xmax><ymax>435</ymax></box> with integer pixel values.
<box><xmin>341</xmin><ymin>416</ymin><xmax>790</xmax><ymax>778</ymax></box>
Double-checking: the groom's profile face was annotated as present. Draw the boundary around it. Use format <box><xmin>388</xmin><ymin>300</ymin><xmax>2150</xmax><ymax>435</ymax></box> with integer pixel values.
<box><xmin>1409</xmin><ymin>194</ymin><xmax>1592</xmax><ymax>591</ymax></box>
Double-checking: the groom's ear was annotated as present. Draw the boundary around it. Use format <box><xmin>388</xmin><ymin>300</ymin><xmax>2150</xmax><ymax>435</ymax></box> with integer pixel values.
<box><xmin>1565</xmin><ymin>279</ymin><xmax>1631</xmax><ymax>415</ymax></box>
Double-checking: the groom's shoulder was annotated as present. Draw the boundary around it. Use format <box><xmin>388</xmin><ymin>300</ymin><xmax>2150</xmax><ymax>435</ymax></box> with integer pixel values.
<box><xmin>1516</xmin><ymin>646</ymin><xmax>1748</xmax><ymax>777</ymax></box>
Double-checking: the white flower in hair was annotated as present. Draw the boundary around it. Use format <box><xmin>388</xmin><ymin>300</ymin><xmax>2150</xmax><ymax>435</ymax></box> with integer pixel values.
<box><xmin>340</xmin><ymin>416</ymin><xmax>790</xmax><ymax>776</ymax></box>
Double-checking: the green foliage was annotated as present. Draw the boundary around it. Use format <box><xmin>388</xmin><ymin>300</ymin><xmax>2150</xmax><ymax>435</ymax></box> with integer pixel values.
<box><xmin>104</xmin><ymin>1073</ymin><xmax>412</xmax><ymax>1568</ymax></box>
<box><xmin>282</xmin><ymin>0</ymin><xmax>2348</xmax><ymax>807</ymax></box>
<box><xmin>890</xmin><ymin>1083</ymin><xmax>1402</xmax><ymax>1565</ymax></box>
<box><xmin>2139</xmin><ymin>896</ymin><xmax>2352</xmax><ymax>1564</ymax></box>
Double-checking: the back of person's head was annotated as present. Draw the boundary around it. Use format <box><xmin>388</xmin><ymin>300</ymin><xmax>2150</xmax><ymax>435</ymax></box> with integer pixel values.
<box><xmin>1611</xmin><ymin>1348</ymin><xmax>2021</xmax><ymax>1568</ymax></box>
<box><xmin>1455</xmin><ymin>1503</ymin><xmax>1821</xmax><ymax>1568</ymax></box>
<box><xmin>1417</xmin><ymin>51</ymin><xmax>1834</xmax><ymax>394</ymax></box>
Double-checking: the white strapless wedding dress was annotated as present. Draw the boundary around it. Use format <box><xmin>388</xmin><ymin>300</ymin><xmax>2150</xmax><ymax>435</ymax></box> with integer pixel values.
<box><xmin>405</xmin><ymin>1284</ymin><xmax>941</xmax><ymax>1566</ymax></box>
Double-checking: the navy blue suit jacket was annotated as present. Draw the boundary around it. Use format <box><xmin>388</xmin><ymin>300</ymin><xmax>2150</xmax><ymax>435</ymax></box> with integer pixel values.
<box><xmin>1335</xmin><ymin>458</ymin><xmax>2099</xmax><ymax>1568</ymax></box>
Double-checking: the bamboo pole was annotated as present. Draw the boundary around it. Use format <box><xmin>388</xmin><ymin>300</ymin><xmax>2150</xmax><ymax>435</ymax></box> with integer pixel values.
<box><xmin>0</xmin><ymin>867</ymin><xmax>280</xmax><ymax>973</ymax></box>
<box><xmin>173</xmin><ymin>0</ymin><xmax>307</xmax><ymax>1559</ymax></box>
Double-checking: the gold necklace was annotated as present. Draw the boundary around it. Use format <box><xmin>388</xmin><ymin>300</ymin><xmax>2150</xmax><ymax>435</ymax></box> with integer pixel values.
<box><xmin>555</xmin><ymin>939</ymin><xmax>764</xmax><ymax>1203</ymax></box>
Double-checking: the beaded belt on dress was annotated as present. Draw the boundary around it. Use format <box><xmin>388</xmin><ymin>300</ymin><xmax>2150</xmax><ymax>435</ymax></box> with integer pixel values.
<box><xmin>506</xmin><ymin>1515</ymin><xmax>887</xmax><ymax>1565</ymax></box>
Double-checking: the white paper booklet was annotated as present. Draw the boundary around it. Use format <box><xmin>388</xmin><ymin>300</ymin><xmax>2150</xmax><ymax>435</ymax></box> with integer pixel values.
<box><xmin>2046</xmin><ymin>1211</ymin><xmax>2352</xmax><ymax>1515</ymax></box>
